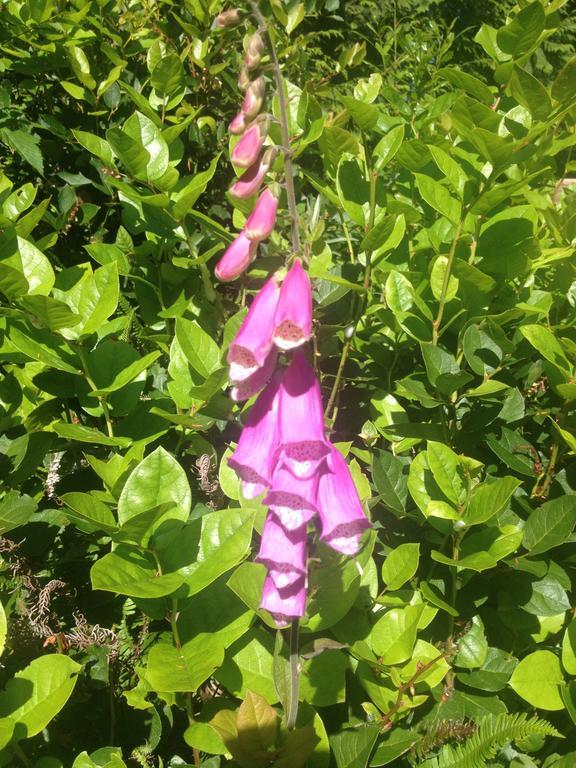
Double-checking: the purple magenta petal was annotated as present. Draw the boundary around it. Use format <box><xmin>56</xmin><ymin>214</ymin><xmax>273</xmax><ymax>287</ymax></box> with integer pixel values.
<box><xmin>260</xmin><ymin>572</ymin><xmax>307</xmax><ymax>627</ymax></box>
<box><xmin>273</xmin><ymin>259</ymin><xmax>312</xmax><ymax>351</ymax></box>
<box><xmin>316</xmin><ymin>445</ymin><xmax>371</xmax><ymax>555</ymax></box>
<box><xmin>277</xmin><ymin>351</ymin><xmax>329</xmax><ymax>478</ymax></box>
<box><xmin>229</xmin><ymin>155</ymin><xmax>268</xmax><ymax>199</ymax></box>
<box><xmin>227</xmin><ymin>275</ymin><xmax>280</xmax><ymax>382</ymax></box>
<box><xmin>231</xmin><ymin>122</ymin><xmax>266</xmax><ymax>169</ymax></box>
<box><xmin>215</xmin><ymin>232</ymin><xmax>257</xmax><ymax>282</ymax></box>
<box><xmin>264</xmin><ymin>462</ymin><xmax>320</xmax><ymax>530</ymax></box>
<box><xmin>256</xmin><ymin>513</ymin><xmax>307</xmax><ymax>587</ymax></box>
<box><xmin>230</xmin><ymin>346</ymin><xmax>278</xmax><ymax>402</ymax></box>
<box><xmin>245</xmin><ymin>188</ymin><xmax>278</xmax><ymax>242</ymax></box>
<box><xmin>228</xmin><ymin>372</ymin><xmax>281</xmax><ymax>494</ymax></box>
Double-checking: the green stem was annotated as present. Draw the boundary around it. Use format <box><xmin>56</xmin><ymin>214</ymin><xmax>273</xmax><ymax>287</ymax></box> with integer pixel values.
<box><xmin>12</xmin><ymin>743</ymin><xmax>33</xmax><ymax>768</ymax></box>
<box><xmin>285</xmin><ymin>619</ymin><xmax>300</xmax><ymax>730</ymax></box>
<box><xmin>249</xmin><ymin>1</ymin><xmax>301</xmax><ymax>256</ymax></box>
<box><xmin>432</xmin><ymin>218</ymin><xmax>463</xmax><ymax>345</ymax></box>
<box><xmin>77</xmin><ymin>347</ymin><xmax>114</xmax><ymax>437</ymax></box>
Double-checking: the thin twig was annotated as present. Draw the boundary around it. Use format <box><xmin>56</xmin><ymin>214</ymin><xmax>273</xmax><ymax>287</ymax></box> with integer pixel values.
<box><xmin>380</xmin><ymin>652</ymin><xmax>448</xmax><ymax>730</ymax></box>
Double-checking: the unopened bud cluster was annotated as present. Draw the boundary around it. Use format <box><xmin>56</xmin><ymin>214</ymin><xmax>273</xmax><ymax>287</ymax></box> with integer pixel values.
<box><xmin>215</xmin><ymin>24</ymin><xmax>277</xmax><ymax>282</ymax></box>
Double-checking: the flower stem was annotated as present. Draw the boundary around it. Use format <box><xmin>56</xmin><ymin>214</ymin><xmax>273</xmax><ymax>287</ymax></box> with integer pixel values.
<box><xmin>286</xmin><ymin>618</ymin><xmax>300</xmax><ymax>730</ymax></box>
<box><xmin>249</xmin><ymin>1</ymin><xmax>301</xmax><ymax>257</ymax></box>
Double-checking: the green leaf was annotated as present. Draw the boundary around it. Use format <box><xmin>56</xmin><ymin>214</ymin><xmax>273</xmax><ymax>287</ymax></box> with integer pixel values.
<box><xmin>60</xmin><ymin>492</ymin><xmax>118</xmax><ymax>535</ymax></box>
<box><xmin>522</xmin><ymin>496</ymin><xmax>576</xmax><ymax>555</ymax></box>
<box><xmin>381</xmin><ymin>543</ymin><xmax>419</xmax><ymax>590</ymax></box>
<box><xmin>0</xmin><ymin>655</ymin><xmax>80</xmax><ymax>740</ymax></box>
<box><xmin>552</xmin><ymin>55</ymin><xmax>576</xmax><ymax>103</ymax></box>
<box><xmin>0</xmin><ymin>491</ymin><xmax>36</xmax><ymax>534</ymax></box>
<box><xmin>0</xmin><ymin>600</ymin><xmax>7</xmax><ymax>658</ymax></box>
<box><xmin>562</xmin><ymin>619</ymin><xmax>576</xmax><ymax>676</ymax></box>
<box><xmin>146</xmin><ymin>641</ymin><xmax>225</xmax><ymax>694</ymax></box>
<box><xmin>159</xmin><ymin>508</ymin><xmax>256</xmax><ymax>596</ymax></box>
<box><xmin>519</xmin><ymin>325</ymin><xmax>572</xmax><ymax>372</ymax></box>
<box><xmin>509</xmin><ymin>66</ymin><xmax>551</xmax><ymax>120</ymax></box>
<box><xmin>52</xmin><ymin>422</ymin><xmax>130</xmax><ymax>447</ymax></box>
<box><xmin>18</xmin><ymin>296</ymin><xmax>80</xmax><ymax>331</ymax></box>
<box><xmin>509</xmin><ymin>650</ymin><xmax>565</xmax><ymax>711</ymax></box>
<box><xmin>463</xmin><ymin>476</ymin><xmax>520</xmax><ymax>526</ymax></box>
<box><xmin>437</xmin><ymin>67</ymin><xmax>494</xmax><ymax>105</ymax></box>
<box><xmin>372</xmin><ymin>451</ymin><xmax>407</xmax><ymax>516</ymax></box>
<box><xmin>414</xmin><ymin>173</ymin><xmax>461</xmax><ymax>224</ymax></box>
<box><xmin>369</xmin><ymin>729</ymin><xmax>419</xmax><ymax>766</ymax></box>
<box><xmin>123</xmin><ymin>111</ymin><xmax>169</xmax><ymax>182</ymax></box>
<box><xmin>371</xmin><ymin>605</ymin><xmax>424</xmax><ymax>664</ymax></box>
<box><xmin>150</xmin><ymin>54</ymin><xmax>185</xmax><ymax>99</ymax></box>
<box><xmin>172</xmin><ymin>154</ymin><xmax>221</xmax><ymax>220</ymax></box>
<box><xmin>2</xmin><ymin>129</ymin><xmax>44</xmax><ymax>175</ymax></box>
<box><xmin>497</xmin><ymin>1</ymin><xmax>545</xmax><ymax>58</ymax></box>
<box><xmin>427</xmin><ymin>441</ymin><xmax>466</xmax><ymax>506</ymax></box>
<box><xmin>331</xmin><ymin>726</ymin><xmax>380</xmax><ymax>768</ymax></box>
<box><xmin>90</xmin><ymin>351</ymin><xmax>161</xmax><ymax>396</ymax></box>
<box><xmin>72</xmin><ymin>130</ymin><xmax>114</xmax><ymax>166</ymax></box>
<box><xmin>459</xmin><ymin>647</ymin><xmax>517</xmax><ymax>692</ymax></box>
<box><xmin>106</xmin><ymin>128</ymin><xmax>150</xmax><ymax>180</ymax></box>
<box><xmin>455</xmin><ymin>616</ymin><xmax>488</xmax><ymax>669</ymax></box>
<box><xmin>215</xmin><ymin>628</ymin><xmax>278</xmax><ymax>704</ymax></box>
<box><xmin>236</xmin><ymin>689</ymin><xmax>278</xmax><ymax>754</ymax></box>
<box><xmin>175</xmin><ymin>318</ymin><xmax>221</xmax><ymax>379</ymax></box>
<box><xmin>117</xmin><ymin>447</ymin><xmax>190</xmax><ymax>538</ymax></box>
<box><xmin>431</xmin><ymin>256</ymin><xmax>459</xmax><ymax>302</ymax></box>
<box><xmin>91</xmin><ymin>545</ymin><xmax>184</xmax><ymax>598</ymax></box>
<box><xmin>337</xmin><ymin>155</ymin><xmax>369</xmax><ymax>226</ymax></box>
<box><xmin>372</xmin><ymin>124</ymin><xmax>404</xmax><ymax>170</ymax></box>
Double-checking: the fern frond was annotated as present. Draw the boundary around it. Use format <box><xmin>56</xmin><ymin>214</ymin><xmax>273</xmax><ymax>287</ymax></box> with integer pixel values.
<box><xmin>419</xmin><ymin>713</ymin><xmax>561</xmax><ymax>768</ymax></box>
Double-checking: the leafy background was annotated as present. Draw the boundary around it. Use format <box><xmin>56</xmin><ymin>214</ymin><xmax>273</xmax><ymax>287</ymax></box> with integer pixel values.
<box><xmin>0</xmin><ymin>0</ymin><xmax>575</xmax><ymax>766</ymax></box>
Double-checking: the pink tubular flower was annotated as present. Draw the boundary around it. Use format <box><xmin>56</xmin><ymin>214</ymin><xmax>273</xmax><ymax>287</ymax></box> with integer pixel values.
<box><xmin>231</xmin><ymin>121</ymin><xmax>266</xmax><ymax>169</ymax></box>
<box><xmin>273</xmin><ymin>259</ymin><xmax>313</xmax><ymax>350</ymax></box>
<box><xmin>245</xmin><ymin>188</ymin><xmax>278</xmax><ymax>242</ymax></box>
<box><xmin>227</xmin><ymin>275</ymin><xmax>280</xmax><ymax>382</ymax></box>
<box><xmin>260</xmin><ymin>572</ymin><xmax>307</xmax><ymax>627</ymax></box>
<box><xmin>215</xmin><ymin>232</ymin><xmax>257</xmax><ymax>282</ymax></box>
<box><xmin>257</xmin><ymin>513</ymin><xmax>307</xmax><ymax>588</ymax></box>
<box><xmin>277</xmin><ymin>351</ymin><xmax>329</xmax><ymax>478</ymax></box>
<box><xmin>241</xmin><ymin>76</ymin><xmax>265</xmax><ymax>120</ymax></box>
<box><xmin>229</xmin><ymin>148</ymin><xmax>275</xmax><ymax>199</ymax></box>
<box><xmin>231</xmin><ymin>346</ymin><xmax>278</xmax><ymax>402</ymax></box>
<box><xmin>264</xmin><ymin>462</ymin><xmax>319</xmax><ymax>530</ymax></box>
<box><xmin>316</xmin><ymin>445</ymin><xmax>372</xmax><ymax>555</ymax></box>
<box><xmin>229</xmin><ymin>111</ymin><xmax>246</xmax><ymax>135</ymax></box>
<box><xmin>245</xmin><ymin>32</ymin><xmax>265</xmax><ymax>70</ymax></box>
<box><xmin>228</xmin><ymin>372</ymin><xmax>281</xmax><ymax>498</ymax></box>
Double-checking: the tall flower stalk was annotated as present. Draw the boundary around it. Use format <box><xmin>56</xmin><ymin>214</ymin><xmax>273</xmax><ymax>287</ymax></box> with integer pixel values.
<box><xmin>214</xmin><ymin>3</ymin><xmax>371</xmax><ymax>730</ymax></box>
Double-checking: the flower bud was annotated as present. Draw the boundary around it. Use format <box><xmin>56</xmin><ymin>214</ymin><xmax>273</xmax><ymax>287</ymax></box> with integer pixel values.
<box><xmin>215</xmin><ymin>231</ymin><xmax>257</xmax><ymax>282</ymax></box>
<box><xmin>242</xmin><ymin>76</ymin><xmax>265</xmax><ymax>120</ymax></box>
<box><xmin>245</xmin><ymin>32</ymin><xmax>265</xmax><ymax>70</ymax></box>
<box><xmin>229</xmin><ymin>111</ymin><xmax>246</xmax><ymax>135</ymax></box>
<box><xmin>214</xmin><ymin>8</ymin><xmax>240</xmax><ymax>28</ymax></box>
<box><xmin>238</xmin><ymin>66</ymin><xmax>250</xmax><ymax>91</ymax></box>
<box><xmin>245</xmin><ymin>187</ymin><xmax>278</xmax><ymax>242</ymax></box>
<box><xmin>229</xmin><ymin>148</ymin><xmax>275</xmax><ymax>199</ymax></box>
<box><xmin>231</xmin><ymin>120</ymin><xmax>267</xmax><ymax>168</ymax></box>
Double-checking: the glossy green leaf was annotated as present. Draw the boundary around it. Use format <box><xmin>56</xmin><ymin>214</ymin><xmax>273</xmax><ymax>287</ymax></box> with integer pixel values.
<box><xmin>509</xmin><ymin>650</ymin><xmax>565</xmax><ymax>711</ymax></box>
<box><xmin>382</xmin><ymin>543</ymin><xmax>419</xmax><ymax>590</ymax></box>
<box><xmin>0</xmin><ymin>655</ymin><xmax>81</xmax><ymax>740</ymax></box>
<box><xmin>522</xmin><ymin>496</ymin><xmax>576</xmax><ymax>555</ymax></box>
